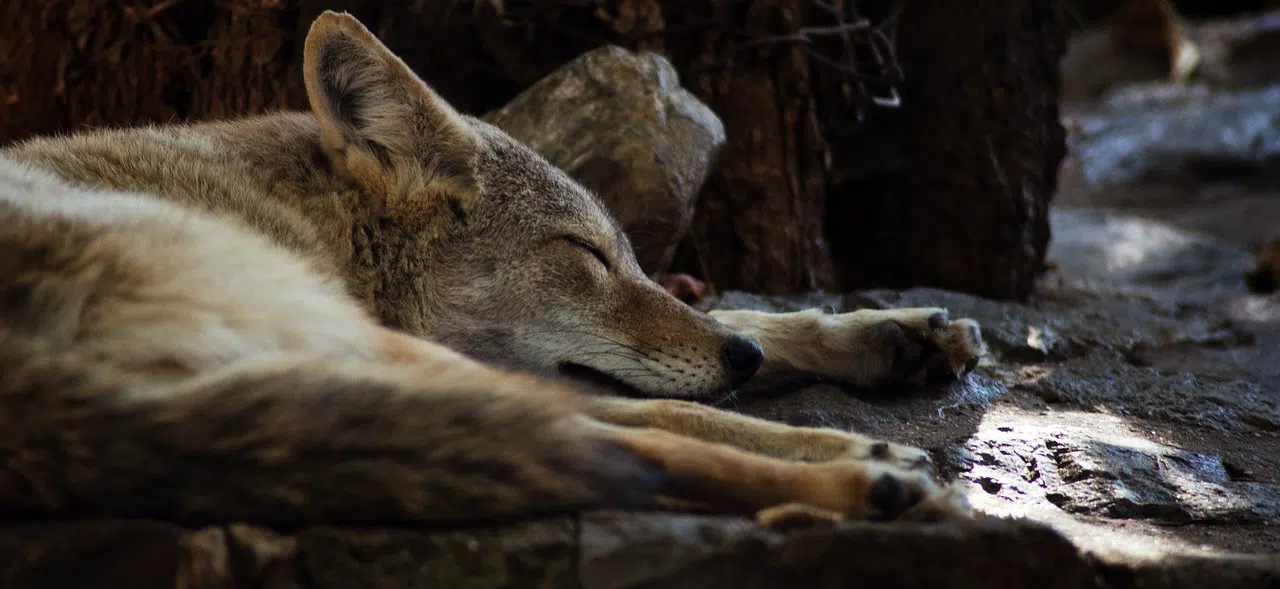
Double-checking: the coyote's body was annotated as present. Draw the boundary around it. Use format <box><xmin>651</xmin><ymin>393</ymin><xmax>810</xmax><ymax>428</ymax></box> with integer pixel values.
<box><xmin>0</xmin><ymin>12</ymin><xmax>984</xmax><ymax>527</ymax></box>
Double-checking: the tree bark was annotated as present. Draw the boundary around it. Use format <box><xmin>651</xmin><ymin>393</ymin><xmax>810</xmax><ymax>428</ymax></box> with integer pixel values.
<box><xmin>825</xmin><ymin>0</ymin><xmax>1068</xmax><ymax>301</ymax></box>
<box><xmin>661</xmin><ymin>0</ymin><xmax>838</xmax><ymax>295</ymax></box>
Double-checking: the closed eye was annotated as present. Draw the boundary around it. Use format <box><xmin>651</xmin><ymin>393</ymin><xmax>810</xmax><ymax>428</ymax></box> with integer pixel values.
<box><xmin>565</xmin><ymin>236</ymin><xmax>610</xmax><ymax>270</ymax></box>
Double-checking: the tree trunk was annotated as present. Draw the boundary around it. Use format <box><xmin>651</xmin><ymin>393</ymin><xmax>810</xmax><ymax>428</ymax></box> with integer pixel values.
<box><xmin>661</xmin><ymin>0</ymin><xmax>839</xmax><ymax>295</ymax></box>
<box><xmin>825</xmin><ymin>0</ymin><xmax>1068</xmax><ymax>301</ymax></box>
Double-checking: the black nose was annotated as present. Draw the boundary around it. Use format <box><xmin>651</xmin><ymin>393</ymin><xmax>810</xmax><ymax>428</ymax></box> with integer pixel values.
<box><xmin>722</xmin><ymin>335</ymin><xmax>764</xmax><ymax>388</ymax></box>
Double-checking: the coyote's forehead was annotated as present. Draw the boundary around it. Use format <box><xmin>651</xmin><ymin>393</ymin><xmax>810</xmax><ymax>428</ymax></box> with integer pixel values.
<box><xmin>465</xmin><ymin>119</ymin><xmax>621</xmax><ymax>241</ymax></box>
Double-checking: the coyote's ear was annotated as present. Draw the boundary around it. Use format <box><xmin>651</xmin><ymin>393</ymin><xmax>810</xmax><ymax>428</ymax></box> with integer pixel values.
<box><xmin>302</xmin><ymin>11</ymin><xmax>476</xmax><ymax>198</ymax></box>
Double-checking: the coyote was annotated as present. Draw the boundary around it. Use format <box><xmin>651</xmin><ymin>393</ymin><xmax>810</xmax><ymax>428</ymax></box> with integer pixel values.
<box><xmin>0</xmin><ymin>11</ymin><xmax>985</xmax><ymax>528</ymax></box>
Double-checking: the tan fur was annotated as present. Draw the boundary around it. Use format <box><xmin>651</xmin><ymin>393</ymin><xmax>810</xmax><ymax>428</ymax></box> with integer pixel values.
<box><xmin>0</xmin><ymin>11</ymin><xmax>983</xmax><ymax>527</ymax></box>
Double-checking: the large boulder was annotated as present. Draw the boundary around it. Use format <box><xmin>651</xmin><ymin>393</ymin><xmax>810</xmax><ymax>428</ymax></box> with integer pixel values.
<box><xmin>485</xmin><ymin>46</ymin><xmax>724</xmax><ymax>277</ymax></box>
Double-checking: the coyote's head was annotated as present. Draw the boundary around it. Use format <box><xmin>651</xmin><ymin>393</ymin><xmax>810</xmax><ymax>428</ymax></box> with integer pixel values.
<box><xmin>303</xmin><ymin>11</ymin><xmax>761</xmax><ymax>400</ymax></box>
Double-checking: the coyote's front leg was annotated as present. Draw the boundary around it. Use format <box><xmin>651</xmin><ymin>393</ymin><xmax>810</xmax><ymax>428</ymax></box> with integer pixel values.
<box><xmin>588</xmin><ymin>397</ymin><xmax>933</xmax><ymax>470</ymax></box>
<box><xmin>593</xmin><ymin>420</ymin><xmax>972</xmax><ymax>524</ymax></box>
<box><xmin>708</xmin><ymin>307</ymin><xmax>985</xmax><ymax>388</ymax></box>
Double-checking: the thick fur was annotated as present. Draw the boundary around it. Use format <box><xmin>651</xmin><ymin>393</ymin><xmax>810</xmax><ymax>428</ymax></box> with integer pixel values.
<box><xmin>0</xmin><ymin>12</ymin><xmax>984</xmax><ymax>527</ymax></box>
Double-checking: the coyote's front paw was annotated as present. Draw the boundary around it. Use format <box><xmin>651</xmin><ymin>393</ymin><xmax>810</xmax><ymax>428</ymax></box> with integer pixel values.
<box><xmin>791</xmin><ymin>460</ymin><xmax>973</xmax><ymax>523</ymax></box>
<box><xmin>854</xmin><ymin>308</ymin><xmax>985</xmax><ymax>387</ymax></box>
<box><xmin>858</xmin><ymin>463</ymin><xmax>958</xmax><ymax>521</ymax></box>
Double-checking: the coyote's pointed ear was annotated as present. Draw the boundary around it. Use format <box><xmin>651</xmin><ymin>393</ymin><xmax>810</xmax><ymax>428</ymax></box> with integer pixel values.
<box><xmin>302</xmin><ymin>11</ymin><xmax>476</xmax><ymax>200</ymax></box>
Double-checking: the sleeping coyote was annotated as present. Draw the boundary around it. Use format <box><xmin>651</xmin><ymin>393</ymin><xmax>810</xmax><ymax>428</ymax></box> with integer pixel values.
<box><xmin>0</xmin><ymin>11</ymin><xmax>984</xmax><ymax>527</ymax></box>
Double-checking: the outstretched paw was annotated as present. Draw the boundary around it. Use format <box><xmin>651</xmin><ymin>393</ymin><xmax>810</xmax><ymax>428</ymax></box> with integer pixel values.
<box><xmin>812</xmin><ymin>460</ymin><xmax>973</xmax><ymax>522</ymax></box>
<box><xmin>862</xmin><ymin>464</ymin><xmax>944</xmax><ymax>521</ymax></box>
<box><xmin>859</xmin><ymin>308</ymin><xmax>985</xmax><ymax>387</ymax></box>
<box><xmin>898</xmin><ymin>481</ymin><xmax>973</xmax><ymax>522</ymax></box>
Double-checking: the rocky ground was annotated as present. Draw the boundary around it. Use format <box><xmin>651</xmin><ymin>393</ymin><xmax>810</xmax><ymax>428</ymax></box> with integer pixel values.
<box><xmin>5</xmin><ymin>11</ymin><xmax>1280</xmax><ymax>589</ymax></box>
<box><xmin>699</xmin><ymin>10</ymin><xmax>1280</xmax><ymax>566</ymax></box>
<box><xmin>710</xmin><ymin>206</ymin><xmax>1280</xmax><ymax>559</ymax></box>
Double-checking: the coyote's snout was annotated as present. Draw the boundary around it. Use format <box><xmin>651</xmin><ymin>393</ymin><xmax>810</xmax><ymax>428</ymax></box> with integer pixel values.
<box><xmin>477</xmin><ymin>238</ymin><xmax>765</xmax><ymax>399</ymax></box>
<box><xmin>530</xmin><ymin>274</ymin><xmax>766</xmax><ymax>399</ymax></box>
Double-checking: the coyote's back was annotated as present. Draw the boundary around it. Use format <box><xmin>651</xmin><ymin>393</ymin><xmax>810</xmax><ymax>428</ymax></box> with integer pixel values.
<box><xmin>0</xmin><ymin>156</ymin><xmax>667</xmax><ymax>526</ymax></box>
<box><xmin>0</xmin><ymin>7</ymin><xmax>703</xmax><ymax>527</ymax></box>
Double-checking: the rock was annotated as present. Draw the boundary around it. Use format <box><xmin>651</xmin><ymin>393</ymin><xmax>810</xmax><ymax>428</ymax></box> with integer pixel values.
<box><xmin>484</xmin><ymin>46</ymin><xmax>725</xmax><ymax>276</ymax></box>
<box><xmin>0</xmin><ymin>520</ymin><xmax>190</xmax><ymax>589</ymax></box>
<box><xmin>1015</xmin><ymin>352</ymin><xmax>1279</xmax><ymax>435</ymax></box>
<box><xmin>1059</xmin><ymin>8</ymin><xmax>1280</xmax><ymax>190</ymax></box>
<box><xmin>1046</xmin><ymin>210</ymin><xmax>1254</xmax><ymax>300</ymax></box>
<box><xmin>5</xmin><ymin>514</ymin><xmax>1279</xmax><ymax>589</ymax></box>
<box><xmin>0</xmin><ymin>518</ymin><xmax>579</xmax><ymax>589</ymax></box>
<box><xmin>693</xmin><ymin>220</ymin><xmax>1268</xmax><ymax>441</ymax></box>
<box><xmin>1060</xmin><ymin>28</ymin><xmax>1173</xmax><ymax>105</ymax></box>
<box><xmin>735</xmin><ymin>381</ymin><xmax>1007</xmax><ymax>453</ymax></box>
<box><xmin>1069</xmin><ymin>84</ymin><xmax>1280</xmax><ymax>187</ymax></box>
<box><xmin>0</xmin><ymin>520</ymin><xmax>297</xmax><ymax>589</ymax></box>
<box><xmin>0</xmin><ymin>516</ymin><xmax>1111</xmax><ymax>589</ymax></box>
<box><xmin>947</xmin><ymin>407</ymin><xmax>1280</xmax><ymax>525</ymax></box>
<box><xmin>1188</xmin><ymin>11</ymin><xmax>1280</xmax><ymax>89</ymax></box>
<box><xmin>291</xmin><ymin>519</ymin><xmax>578</xmax><ymax>589</ymax></box>
<box><xmin>1061</xmin><ymin>10</ymin><xmax>1280</xmax><ymax>105</ymax></box>
<box><xmin>578</xmin><ymin>513</ymin><xmax>1099</xmax><ymax>589</ymax></box>
<box><xmin>1091</xmin><ymin>552</ymin><xmax>1280</xmax><ymax>589</ymax></box>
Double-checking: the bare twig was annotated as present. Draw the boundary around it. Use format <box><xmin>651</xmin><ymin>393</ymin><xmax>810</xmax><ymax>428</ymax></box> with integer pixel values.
<box><xmin>738</xmin><ymin>21</ymin><xmax>874</xmax><ymax>48</ymax></box>
<box><xmin>456</xmin><ymin>0</ymin><xmax>907</xmax><ymax>122</ymax></box>
<box><xmin>725</xmin><ymin>0</ymin><xmax>906</xmax><ymax>120</ymax></box>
